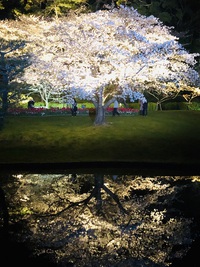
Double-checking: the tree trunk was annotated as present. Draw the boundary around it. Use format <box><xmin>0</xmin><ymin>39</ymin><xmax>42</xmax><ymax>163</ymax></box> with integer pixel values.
<box><xmin>94</xmin><ymin>174</ymin><xmax>104</xmax><ymax>213</ymax></box>
<box><xmin>157</xmin><ymin>101</ymin><xmax>162</xmax><ymax>111</ymax></box>
<box><xmin>94</xmin><ymin>105</ymin><xmax>106</xmax><ymax>125</ymax></box>
<box><xmin>0</xmin><ymin>53</ymin><xmax>8</xmax><ymax>114</ymax></box>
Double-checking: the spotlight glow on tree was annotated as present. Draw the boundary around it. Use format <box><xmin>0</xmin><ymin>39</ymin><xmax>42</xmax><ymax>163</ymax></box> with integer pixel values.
<box><xmin>2</xmin><ymin>5</ymin><xmax>199</xmax><ymax>125</ymax></box>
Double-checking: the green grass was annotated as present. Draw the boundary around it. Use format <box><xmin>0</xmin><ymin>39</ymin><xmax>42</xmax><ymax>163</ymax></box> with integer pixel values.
<box><xmin>0</xmin><ymin>110</ymin><xmax>200</xmax><ymax>166</ymax></box>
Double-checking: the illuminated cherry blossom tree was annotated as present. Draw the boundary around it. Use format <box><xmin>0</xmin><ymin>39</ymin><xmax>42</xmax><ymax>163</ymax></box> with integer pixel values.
<box><xmin>1</xmin><ymin>5</ymin><xmax>200</xmax><ymax>125</ymax></box>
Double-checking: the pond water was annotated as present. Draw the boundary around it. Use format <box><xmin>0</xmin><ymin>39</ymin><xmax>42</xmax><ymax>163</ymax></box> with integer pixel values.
<box><xmin>0</xmin><ymin>170</ymin><xmax>200</xmax><ymax>267</ymax></box>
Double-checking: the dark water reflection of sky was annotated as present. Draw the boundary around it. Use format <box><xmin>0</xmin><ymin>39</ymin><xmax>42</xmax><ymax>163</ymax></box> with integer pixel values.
<box><xmin>0</xmin><ymin>172</ymin><xmax>200</xmax><ymax>267</ymax></box>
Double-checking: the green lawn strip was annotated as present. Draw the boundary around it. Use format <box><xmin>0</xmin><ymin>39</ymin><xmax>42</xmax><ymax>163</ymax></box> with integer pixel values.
<box><xmin>0</xmin><ymin>111</ymin><xmax>200</xmax><ymax>164</ymax></box>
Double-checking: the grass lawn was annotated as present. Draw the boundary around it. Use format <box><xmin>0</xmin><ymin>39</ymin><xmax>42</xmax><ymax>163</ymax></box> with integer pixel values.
<box><xmin>0</xmin><ymin>110</ymin><xmax>200</xmax><ymax>173</ymax></box>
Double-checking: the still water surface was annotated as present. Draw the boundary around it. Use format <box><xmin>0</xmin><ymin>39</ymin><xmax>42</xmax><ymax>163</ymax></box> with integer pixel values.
<box><xmin>0</xmin><ymin>170</ymin><xmax>200</xmax><ymax>267</ymax></box>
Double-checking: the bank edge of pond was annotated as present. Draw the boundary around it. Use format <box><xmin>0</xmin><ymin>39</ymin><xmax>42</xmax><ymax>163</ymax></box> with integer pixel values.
<box><xmin>0</xmin><ymin>161</ymin><xmax>200</xmax><ymax>176</ymax></box>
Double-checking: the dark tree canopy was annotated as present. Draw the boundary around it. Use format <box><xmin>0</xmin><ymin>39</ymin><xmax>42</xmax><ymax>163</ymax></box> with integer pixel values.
<box><xmin>0</xmin><ymin>0</ymin><xmax>199</xmax><ymax>53</ymax></box>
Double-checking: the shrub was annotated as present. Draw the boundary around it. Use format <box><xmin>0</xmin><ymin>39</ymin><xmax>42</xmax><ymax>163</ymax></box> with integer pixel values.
<box><xmin>187</xmin><ymin>102</ymin><xmax>200</xmax><ymax>111</ymax></box>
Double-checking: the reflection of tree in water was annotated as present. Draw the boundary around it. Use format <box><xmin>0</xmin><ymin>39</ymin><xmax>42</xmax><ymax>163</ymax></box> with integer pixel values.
<box><xmin>54</xmin><ymin>173</ymin><xmax>128</xmax><ymax>217</ymax></box>
<box><xmin>1</xmin><ymin>174</ymin><xmax>200</xmax><ymax>267</ymax></box>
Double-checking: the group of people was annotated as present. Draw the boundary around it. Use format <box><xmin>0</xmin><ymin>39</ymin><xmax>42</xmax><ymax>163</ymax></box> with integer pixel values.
<box><xmin>28</xmin><ymin>97</ymin><xmax>78</xmax><ymax>116</ymax></box>
<box><xmin>27</xmin><ymin>97</ymin><xmax>148</xmax><ymax>117</ymax></box>
<box><xmin>72</xmin><ymin>98</ymin><xmax>121</xmax><ymax>117</ymax></box>
<box><xmin>113</xmin><ymin>97</ymin><xmax>148</xmax><ymax>117</ymax></box>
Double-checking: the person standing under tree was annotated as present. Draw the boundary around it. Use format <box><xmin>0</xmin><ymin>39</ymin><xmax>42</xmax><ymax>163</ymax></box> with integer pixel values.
<box><xmin>139</xmin><ymin>99</ymin><xmax>143</xmax><ymax>115</ymax></box>
<box><xmin>142</xmin><ymin>98</ymin><xmax>148</xmax><ymax>116</ymax></box>
<box><xmin>28</xmin><ymin>99</ymin><xmax>35</xmax><ymax>109</ymax></box>
<box><xmin>71</xmin><ymin>98</ymin><xmax>78</xmax><ymax>116</ymax></box>
<box><xmin>112</xmin><ymin>99</ymin><xmax>120</xmax><ymax>116</ymax></box>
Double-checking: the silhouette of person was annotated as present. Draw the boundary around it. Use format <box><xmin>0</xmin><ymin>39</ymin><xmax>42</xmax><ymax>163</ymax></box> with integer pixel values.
<box><xmin>142</xmin><ymin>98</ymin><xmax>148</xmax><ymax>116</ymax></box>
<box><xmin>71</xmin><ymin>98</ymin><xmax>77</xmax><ymax>116</ymax></box>
<box><xmin>28</xmin><ymin>99</ymin><xmax>35</xmax><ymax>109</ymax></box>
<box><xmin>112</xmin><ymin>99</ymin><xmax>120</xmax><ymax>116</ymax></box>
